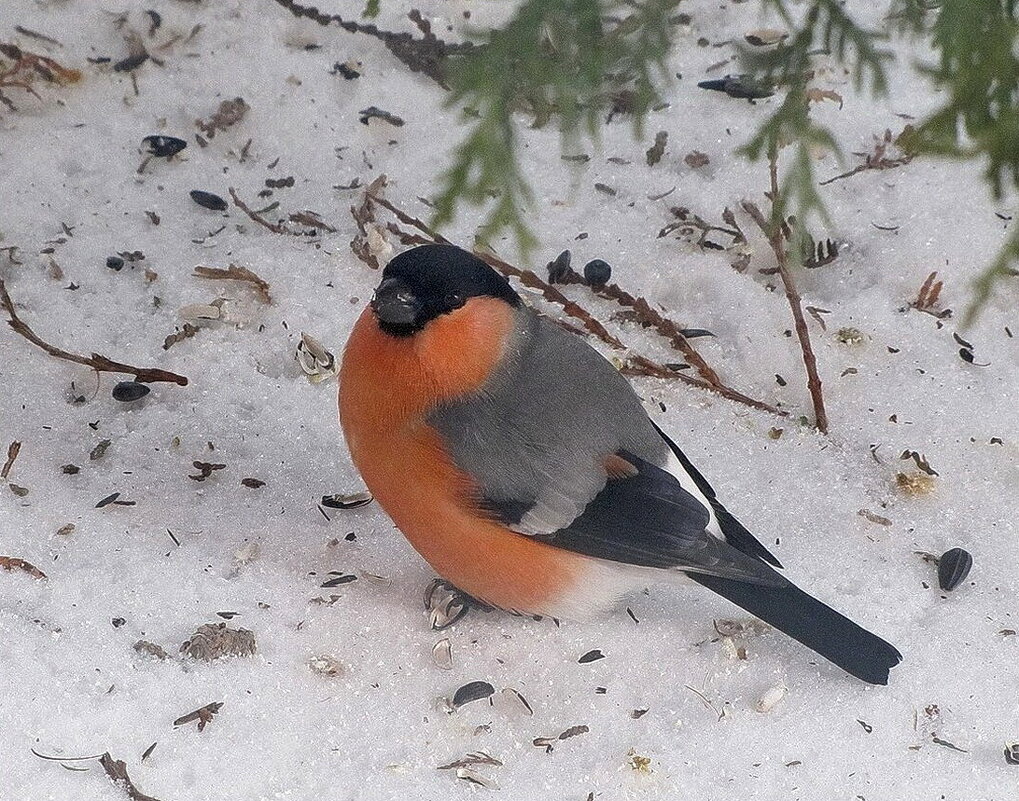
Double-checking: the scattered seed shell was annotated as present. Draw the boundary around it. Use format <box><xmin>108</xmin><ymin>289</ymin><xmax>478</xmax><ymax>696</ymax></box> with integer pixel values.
<box><xmin>320</xmin><ymin>573</ymin><xmax>357</xmax><ymax>587</ymax></box>
<box><xmin>178</xmin><ymin>303</ymin><xmax>222</xmax><ymax>321</ymax></box>
<box><xmin>755</xmin><ymin>684</ymin><xmax>787</xmax><ymax>713</ymax></box>
<box><xmin>578</xmin><ymin>649</ymin><xmax>605</xmax><ymax>663</ymax></box>
<box><xmin>937</xmin><ymin>547</ymin><xmax>973</xmax><ymax>591</ymax></box>
<box><xmin>296</xmin><ymin>332</ymin><xmax>339</xmax><ymax>383</ymax></box>
<box><xmin>452</xmin><ymin>681</ymin><xmax>495</xmax><ymax>709</ymax></box>
<box><xmin>1005</xmin><ymin>743</ymin><xmax>1019</xmax><ymax>766</ymax></box>
<box><xmin>547</xmin><ymin>249</ymin><xmax>572</xmax><ymax>283</ymax></box>
<box><xmin>455</xmin><ymin>767</ymin><xmax>499</xmax><ymax>790</ymax></box>
<box><xmin>431</xmin><ymin>638</ymin><xmax>453</xmax><ymax>670</ymax></box>
<box><xmin>308</xmin><ymin>655</ymin><xmax>345</xmax><ymax>677</ymax></box>
<box><xmin>320</xmin><ymin>491</ymin><xmax>373</xmax><ymax>509</ymax></box>
<box><xmin>142</xmin><ymin>135</ymin><xmax>187</xmax><ymax>158</ymax></box>
<box><xmin>500</xmin><ymin>687</ymin><xmax>533</xmax><ymax>716</ymax></box>
<box><xmin>745</xmin><ymin>28</ymin><xmax>788</xmax><ymax>47</ymax></box>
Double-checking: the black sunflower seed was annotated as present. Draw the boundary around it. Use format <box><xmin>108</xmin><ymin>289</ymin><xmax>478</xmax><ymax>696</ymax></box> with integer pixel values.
<box><xmin>190</xmin><ymin>190</ymin><xmax>228</xmax><ymax>211</ymax></box>
<box><xmin>937</xmin><ymin>547</ymin><xmax>973</xmax><ymax>591</ymax></box>
<box><xmin>112</xmin><ymin>381</ymin><xmax>150</xmax><ymax>402</ymax></box>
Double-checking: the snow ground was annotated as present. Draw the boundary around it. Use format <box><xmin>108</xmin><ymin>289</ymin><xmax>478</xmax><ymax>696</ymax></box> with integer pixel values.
<box><xmin>1</xmin><ymin>1</ymin><xmax>1017</xmax><ymax>800</ymax></box>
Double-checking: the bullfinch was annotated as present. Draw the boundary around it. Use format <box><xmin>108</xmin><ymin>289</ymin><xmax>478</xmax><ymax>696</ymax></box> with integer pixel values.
<box><xmin>339</xmin><ymin>244</ymin><xmax>902</xmax><ymax>685</ymax></box>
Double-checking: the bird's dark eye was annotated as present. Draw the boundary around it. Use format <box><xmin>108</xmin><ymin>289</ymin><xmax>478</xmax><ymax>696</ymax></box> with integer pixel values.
<box><xmin>445</xmin><ymin>292</ymin><xmax>464</xmax><ymax>309</ymax></box>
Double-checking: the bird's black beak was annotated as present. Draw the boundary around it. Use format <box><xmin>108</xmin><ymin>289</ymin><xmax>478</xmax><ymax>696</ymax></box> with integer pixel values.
<box><xmin>371</xmin><ymin>277</ymin><xmax>420</xmax><ymax>327</ymax></box>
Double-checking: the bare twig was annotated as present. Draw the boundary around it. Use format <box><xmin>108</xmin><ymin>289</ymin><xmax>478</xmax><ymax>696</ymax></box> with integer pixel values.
<box><xmin>622</xmin><ymin>355</ymin><xmax>785</xmax><ymax>415</ymax></box>
<box><xmin>99</xmin><ymin>753</ymin><xmax>163</xmax><ymax>801</ymax></box>
<box><xmin>0</xmin><ymin>279</ymin><xmax>188</xmax><ymax>386</ymax></box>
<box><xmin>194</xmin><ymin>264</ymin><xmax>272</xmax><ymax>303</ymax></box>
<box><xmin>819</xmin><ymin>127</ymin><xmax>915</xmax><ymax>186</ymax></box>
<box><xmin>743</xmin><ymin>151</ymin><xmax>829</xmax><ymax>433</ymax></box>
<box><xmin>0</xmin><ymin>555</ymin><xmax>46</xmax><ymax>579</ymax></box>
<box><xmin>228</xmin><ymin>187</ymin><xmax>288</xmax><ymax>234</ymax></box>
<box><xmin>548</xmin><ymin>263</ymin><xmax>722</xmax><ymax>384</ymax></box>
<box><xmin>357</xmin><ymin>182</ymin><xmax>786</xmax><ymax>417</ymax></box>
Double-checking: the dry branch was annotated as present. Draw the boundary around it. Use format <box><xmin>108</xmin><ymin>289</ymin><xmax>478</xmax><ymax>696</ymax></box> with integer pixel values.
<box><xmin>228</xmin><ymin>187</ymin><xmax>287</xmax><ymax>234</ymax></box>
<box><xmin>743</xmin><ymin>151</ymin><xmax>829</xmax><ymax>433</ymax></box>
<box><xmin>0</xmin><ymin>555</ymin><xmax>46</xmax><ymax>579</ymax></box>
<box><xmin>819</xmin><ymin>127</ymin><xmax>915</xmax><ymax>186</ymax></box>
<box><xmin>0</xmin><ymin>279</ymin><xmax>188</xmax><ymax>386</ymax></box>
<box><xmin>194</xmin><ymin>264</ymin><xmax>272</xmax><ymax>303</ymax></box>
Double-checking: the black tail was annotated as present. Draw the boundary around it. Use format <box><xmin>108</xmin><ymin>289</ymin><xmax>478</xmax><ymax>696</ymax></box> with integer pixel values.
<box><xmin>690</xmin><ymin>572</ymin><xmax>902</xmax><ymax>685</ymax></box>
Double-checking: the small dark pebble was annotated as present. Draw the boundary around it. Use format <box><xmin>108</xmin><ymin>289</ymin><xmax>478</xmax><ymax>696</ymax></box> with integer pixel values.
<box><xmin>216</xmin><ymin>611</ymin><xmax>239</xmax><ymax>620</ymax></box>
<box><xmin>583</xmin><ymin>259</ymin><xmax>612</xmax><ymax>287</ymax></box>
<box><xmin>631</xmin><ymin>708</ymin><xmax>648</xmax><ymax>719</ymax></box>
<box><xmin>142</xmin><ymin>135</ymin><xmax>187</xmax><ymax>158</ymax></box>
<box><xmin>452</xmin><ymin>680</ymin><xmax>495</xmax><ymax>709</ymax></box>
<box><xmin>937</xmin><ymin>547</ymin><xmax>973</xmax><ymax>591</ymax></box>
<box><xmin>1005</xmin><ymin>743</ymin><xmax>1019</xmax><ymax>766</ymax></box>
<box><xmin>241</xmin><ymin>477</ymin><xmax>266</xmax><ymax>489</ymax></box>
<box><xmin>547</xmin><ymin>250</ymin><xmax>572</xmax><ymax>283</ymax></box>
<box><xmin>61</xmin><ymin>464</ymin><xmax>80</xmax><ymax>474</ymax></box>
<box><xmin>112</xmin><ymin>381</ymin><xmax>150</xmax><ymax>402</ymax></box>
<box><xmin>106</xmin><ymin>255</ymin><xmax>125</xmax><ymax>271</ymax></box>
<box><xmin>112</xmin><ymin>617</ymin><xmax>126</xmax><ymax>628</ymax></box>
<box><xmin>578</xmin><ymin>649</ymin><xmax>605</xmax><ymax>664</ymax></box>
<box><xmin>331</xmin><ymin>62</ymin><xmax>361</xmax><ymax>79</ymax></box>
<box><xmin>190</xmin><ymin>190</ymin><xmax>228</xmax><ymax>211</ymax></box>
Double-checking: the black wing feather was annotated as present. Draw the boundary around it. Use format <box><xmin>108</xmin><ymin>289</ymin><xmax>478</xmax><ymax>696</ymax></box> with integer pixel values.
<box><xmin>649</xmin><ymin>419</ymin><xmax>783</xmax><ymax>568</ymax></box>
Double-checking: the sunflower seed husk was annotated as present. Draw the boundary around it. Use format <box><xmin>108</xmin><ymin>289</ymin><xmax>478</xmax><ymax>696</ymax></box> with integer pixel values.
<box><xmin>452</xmin><ymin>681</ymin><xmax>495</xmax><ymax>709</ymax></box>
<box><xmin>431</xmin><ymin>638</ymin><xmax>453</xmax><ymax>670</ymax></box>
<box><xmin>321</xmin><ymin>491</ymin><xmax>373</xmax><ymax>509</ymax></box>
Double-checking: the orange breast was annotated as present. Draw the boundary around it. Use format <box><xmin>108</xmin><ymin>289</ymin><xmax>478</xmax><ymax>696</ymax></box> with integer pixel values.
<box><xmin>338</xmin><ymin>298</ymin><xmax>587</xmax><ymax>614</ymax></box>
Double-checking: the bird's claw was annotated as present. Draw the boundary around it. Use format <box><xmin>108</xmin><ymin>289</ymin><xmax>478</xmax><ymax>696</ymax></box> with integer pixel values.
<box><xmin>423</xmin><ymin>578</ymin><xmax>491</xmax><ymax>630</ymax></box>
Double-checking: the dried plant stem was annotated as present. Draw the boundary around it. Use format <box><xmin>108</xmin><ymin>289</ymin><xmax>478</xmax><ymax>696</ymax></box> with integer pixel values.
<box><xmin>360</xmin><ymin>182</ymin><xmax>786</xmax><ymax>417</ymax></box>
<box><xmin>748</xmin><ymin>152</ymin><xmax>828</xmax><ymax>433</ymax></box>
<box><xmin>228</xmin><ymin>187</ymin><xmax>288</xmax><ymax>234</ymax></box>
<box><xmin>0</xmin><ymin>279</ymin><xmax>188</xmax><ymax>386</ymax></box>
<box><xmin>623</xmin><ymin>354</ymin><xmax>785</xmax><ymax>415</ymax></box>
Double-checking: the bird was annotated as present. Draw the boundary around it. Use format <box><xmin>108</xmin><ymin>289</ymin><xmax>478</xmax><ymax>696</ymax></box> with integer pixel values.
<box><xmin>338</xmin><ymin>243</ymin><xmax>902</xmax><ymax>685</ymax></box>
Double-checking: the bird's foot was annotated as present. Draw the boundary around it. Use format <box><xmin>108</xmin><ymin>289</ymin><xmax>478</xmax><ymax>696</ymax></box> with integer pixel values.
<box><xmin>423</xmin><ymin>578</ymin><xmax>493</xmax><ymax>630</ymax></box>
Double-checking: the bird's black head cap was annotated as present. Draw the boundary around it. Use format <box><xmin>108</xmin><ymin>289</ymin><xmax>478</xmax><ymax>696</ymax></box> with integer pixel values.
<box><xmin>371</xmin><ymin>244</ymin><xmax>521</xmax><ymax>337</ymax></box>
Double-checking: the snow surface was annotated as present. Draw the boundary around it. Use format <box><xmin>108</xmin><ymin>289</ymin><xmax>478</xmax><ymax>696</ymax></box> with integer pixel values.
<box><xmin>1</xmin><ymin>2</ymin><xmax>1017</xmax><ymax>800</ymax></box>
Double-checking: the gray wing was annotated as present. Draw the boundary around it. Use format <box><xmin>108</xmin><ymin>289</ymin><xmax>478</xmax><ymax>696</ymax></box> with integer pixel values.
<box><xmin>427</xmin><ymin>308</ymin><xmax>784</xmax><ymax>585</ymax></box>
